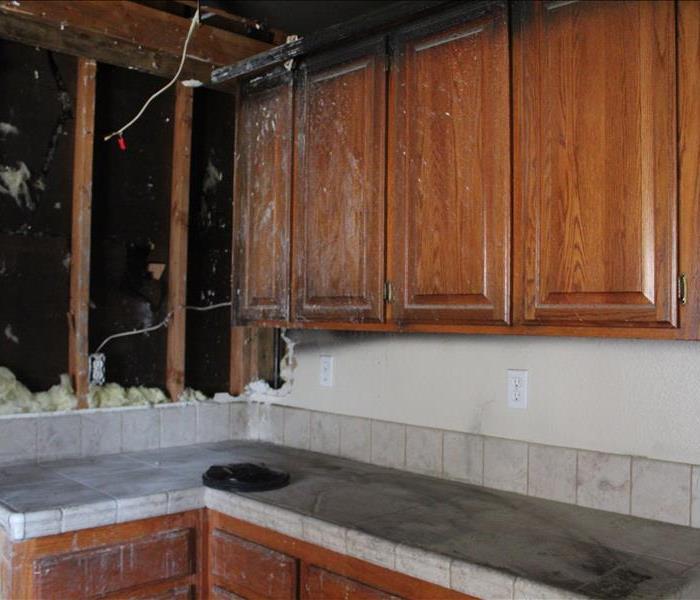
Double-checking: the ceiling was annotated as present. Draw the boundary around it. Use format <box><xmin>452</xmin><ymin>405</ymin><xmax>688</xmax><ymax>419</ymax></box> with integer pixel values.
<box><xmin>205</xmin><ymin>0</ymin><xmax>400</xmax><ymax>35</ymax></box>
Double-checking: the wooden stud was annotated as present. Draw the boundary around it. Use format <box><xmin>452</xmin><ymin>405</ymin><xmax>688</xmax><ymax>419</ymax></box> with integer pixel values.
<box><xmin>68</xmin><ymin>57</ymin><xmax>97</xmax><ymax>408</ymax></box>
<box><xmin>229</xmin><ymin>326</ymin><xmax>252</xmax><ymax>396</ymax></box>
<box><xmin>166</xmin><ymin>84</ymin><xmax>193</xmax><ymax>402</ymax></box>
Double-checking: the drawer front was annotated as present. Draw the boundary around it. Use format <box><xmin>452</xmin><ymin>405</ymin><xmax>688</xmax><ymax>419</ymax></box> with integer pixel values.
<box><xmin>210</xmin><ymin>529</ymin><xmax>297</xmax><ymax>600</ymax></box>
<box><xmin>33</xmin><ymin>528</ymin><xmax>194</xmax><ymax>599</ymax></box>
<box><xmin>301</xmin><ymin>564</ymin><xmax>403</xmax><ymax>600</ymax></box>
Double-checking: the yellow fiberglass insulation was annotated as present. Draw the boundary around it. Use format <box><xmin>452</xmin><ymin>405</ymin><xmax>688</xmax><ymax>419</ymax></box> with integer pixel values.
<box><xmin>0</xmin><ymin>367</ymin><xmax>198</xmax><ymax>414</ymax></box>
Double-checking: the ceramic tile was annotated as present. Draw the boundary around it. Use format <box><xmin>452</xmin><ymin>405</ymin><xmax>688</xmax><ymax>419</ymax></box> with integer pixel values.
<box><xmin>528</xmin><ymin>444</ymin><xmax>577</xmax><ymax>504</ymax></box>
<box><xmin>310</xmin><ymin>412</ymin><xmax>341</xmax><ymax>456</ymax></box>
<box><xmin>484</xmin><ymin>438</ymin><xmax>528</xmax><ymax>494</ymax></box>
<box><xmin>0</xmin><ymin>464</ymin><xmax>65</xmax><ymax>485</ymax></box>
<box><xmin>36</xmin><ymin>415</ymin><xmax>81</xmax><ymax>461</ymax></box>
<box><xmin>61</xmin><ymin>499</ymin><xmax>116</xmax><ymax>532</ymax></box>
<box><xmin>339</xmin><ymin>415</ymin><xmax>371</xmax><ymax>463</ymax></box>
<box><xmin>346</xmin><ymin>530</ymin><xmax>396</xmax><ymax>570</ymax></box>
<box><xmin>117</xmin><ymin>492</ymin><xmax>168</xmax><ymax>523</ymax></box>
<box><xmin>283</xmin><ymin>407</ymin><xmax>310</xmax><ymax>450</ymax></box>
<box><xmin>395</xmin><ymin>544</ymin><xmax>450</xmax><ymax>588</ymax></box>
<box><xmin>160</xmin><ymin>405</ymin><xmax>196</xmax><ymax>448</ymax></box>
<box><xmin>577</xmin><ymin>450</ymin><xmax>631</xmax><ymax>514</ymax></box>
<box><xmin>691</xmin><ymin>466</ymin><xmax>700</xmax><ymax>529</ymax></box>
<box><xmin>0</xmin><ymin>417</ymin><xmax>36</xmax><ymax>465</ymax></box>
<box><xmin>370</xmin><ymin>421</ymin><xmax>405</xmax><ymax>469</ymax></box>
<box><xmin>450</xmin><ymin>560</ymin><xmax>516</xmax><ymax>599</ymax></box>
<box><xmin>121</xmin><ymin>408</ymin><xmax>160</xmax><ymax>452</ymax></box>
<box><xmin>254</xmin><ymin>403</ymin><xmax>284</xmax><ymax>444</ymax></box>
<box><xmin>230</xmin><ymin>402</ymin><xmax>249</xmax><ymax>439</ymax></box>
<box><xmin>196</xmin><ymin>403</ymin><xmax>231</xmax><ymax>444</ymax></box>
<box><xmin>168</xmin><ymin>487</ymin><xmax>205</xmax><ymax>513</ymax></box>
<box><xmin>443</xmin><ymin>431</ymin><xmax>483</xmax><ymax>485</ymax></box>
<box><xmin>631</xmin><ymin>458</ymin><xmax>691</xmax><ymax>526</ymax></box>
<box><xmin>23</xmin><ymin>509</ymin><xmax>62</xmax><ymax>538</ymax></box>
<box><xmin>0</xmin><ymin>480</ymin><xmax>111</xmax><ymax>513</ymax></box>
<box><xmin>302</xmin><ymin>516</ymin><xmax>346</xmax><ymax>553</ymax></box>
<box><xmin>405</xmin><ymin>426</ymin><xmax>442</xmax><ymax>476</ymax></box>
<box><xmin>80</xmin><ymin>411</ymin><xmax>122</xmax><ymax>457</ymax></box>
<box><xmin>514</xmin><ymin>577</ymin><xmax>587</xmax><ymax>600</ymax></box>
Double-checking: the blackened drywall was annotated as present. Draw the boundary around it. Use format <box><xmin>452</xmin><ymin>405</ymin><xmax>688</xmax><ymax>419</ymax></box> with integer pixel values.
<box><xmin>0</xmin><ymin>40</ymin><xmax>76</xmax><ymax>391</ymax></box>
<box><xmin>90</xmin><ymin>65</ymin><xmax>174</xmax><ymax>387</ymax></box>
<box><xmin>185</xmin><ymin>88</ymin><xmax>235</xmax><ymax>395</ymax></box>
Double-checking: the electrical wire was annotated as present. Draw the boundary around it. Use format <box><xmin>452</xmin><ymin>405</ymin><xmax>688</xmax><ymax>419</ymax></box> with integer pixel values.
<box><xmin>92</xmin><ymin>301</ymin><xmax>232</xmax><ymax>353</ymax></box>
<box><xmin>103</xmin><ymin>5</ymin><xmax>200</xmax><ymax>143</ymax></box>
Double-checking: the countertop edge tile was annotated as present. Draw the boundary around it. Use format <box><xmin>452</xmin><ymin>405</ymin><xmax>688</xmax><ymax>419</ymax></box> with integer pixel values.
<box><xmin>395</xmin><ymin>543</ymin><xmax>451</xmax><ymax>588</ymax></box>
<box><xmin>450</xmin><ymin>559</ymin><xmax>516</xmax><ymax>599</ymax></box>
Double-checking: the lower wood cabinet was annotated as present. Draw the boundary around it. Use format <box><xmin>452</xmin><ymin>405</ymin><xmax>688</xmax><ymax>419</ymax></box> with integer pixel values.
<box><xmin>0</xmin><ymin>511</ymin><xmax>202</xmax><ymax>600</ymax></box>
<box><xmin>0</xmin><ymin>508</ymin><xmax>473</xmax><ymax>600</ymax></box>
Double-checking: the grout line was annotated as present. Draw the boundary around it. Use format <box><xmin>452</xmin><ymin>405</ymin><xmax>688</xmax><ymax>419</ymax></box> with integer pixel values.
<box><xmin>481</xmin><ymin>434</ymin><xmax>486</xmax><ymax>486</ymax></box>
<box><xmin>575</xmin><ymin>450</ymin><xmax>579</xmax><ymax>505</ymax></box>
<box><xmin>629</xmin><ymin>456</ymin><xmax>634</xmax><ymax>516</ymax></box>
<box><xmin>526</xmin><ymin>443</ymin><xmax>531</xmax><ymax>496</ymax></box>
<box><xmin>690</xmin><ymin>466</ymin><xmax>694</xmax><ymax>527</ymax></box>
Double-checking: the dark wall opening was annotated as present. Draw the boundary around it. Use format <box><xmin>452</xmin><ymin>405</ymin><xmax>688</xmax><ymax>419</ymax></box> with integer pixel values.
<box><xmin>89</xmin><ymin>65</ymin><xmax>174</xmax><ymax>388</ymax></box>
<box><xmin>185</xmin><ymin>88</ymin><xmax>235</xmax><ymax>395</ymax></box>
<box><xmin>0</xmin><ymin>40</ymin><xmax>76</xmax><ymax>391</ymax></box>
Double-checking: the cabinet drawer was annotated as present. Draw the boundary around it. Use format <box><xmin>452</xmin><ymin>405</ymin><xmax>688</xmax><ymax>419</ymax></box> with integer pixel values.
<box><xmin>210</xmin><ymin>529</ymin><xmax>297</xmax><ymax>600</ymax></box>
<box><xmin>33</xmin><ymin>528</ymin><xmax>194</xmax><ymax>599</ymax></box>
<box><xmin>301</xmin><ymin>564</ymin><xmax>402</xmax><ymax>600</ymax></box>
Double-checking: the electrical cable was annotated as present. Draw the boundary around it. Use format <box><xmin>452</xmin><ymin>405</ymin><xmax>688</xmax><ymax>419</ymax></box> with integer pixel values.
<box><xmin>92</xmin><ymin>301</ymin><xmax>232</xmax><ymax>353</ymax></box>
<box><xmin>103</xmin><ymin>4</ymin><xmax>200</xmax><ymax>143</ymax></box>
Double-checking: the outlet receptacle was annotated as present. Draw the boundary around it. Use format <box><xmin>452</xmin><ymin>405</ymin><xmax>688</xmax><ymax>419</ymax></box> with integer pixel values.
<box><xmin>507</xmin><ymin>369</ymin><xmax>528</xmax><ymax>409</ymax></box>
<box><xmin>320</xmin><ymin>355</ymin><xmax>334</xmax><ymax>387</ymax></box>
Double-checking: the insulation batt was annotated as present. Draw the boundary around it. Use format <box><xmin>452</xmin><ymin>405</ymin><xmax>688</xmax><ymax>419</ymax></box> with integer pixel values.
<box><xmin>0</xmin><ymin>367</ymin><xmax>209</xmax><ymax>414</ymax></box>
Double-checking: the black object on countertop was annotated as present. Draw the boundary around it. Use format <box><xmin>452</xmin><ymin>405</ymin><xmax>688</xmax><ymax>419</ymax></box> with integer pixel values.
<box><xmin>203</xmin><ymin>463</ymin><xmax>290</xmax><ymax>492</ymax></box>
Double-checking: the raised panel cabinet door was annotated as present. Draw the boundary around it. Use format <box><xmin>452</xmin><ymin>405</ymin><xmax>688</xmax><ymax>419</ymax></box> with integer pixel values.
<box><xmin>234</xmin><ymin>73</ymin><xmax>293</xmax><ymax>323</ymax></box>
<box><xmin>388</xmin><ymin>3</ymin><xmax>510</xmax><ymax>325</ymax></box>
<box><xmin>210</xmin><ymin>529</ymin><xmax>297</xmax><ymax>600</ymax></box>
<box><xmin>293</xmin><ymin>38</ymin><xmax>387</xmax><ymax>323</ymax></box>
<box><xmin>301</xmin><ymin>563</ymin><xmax>403</xmax><ymax>600</ymax></box>
<box><xmin>513</xmin><ymin>0</ymin><xmax>678</xmax><ymax>327</ymax></box>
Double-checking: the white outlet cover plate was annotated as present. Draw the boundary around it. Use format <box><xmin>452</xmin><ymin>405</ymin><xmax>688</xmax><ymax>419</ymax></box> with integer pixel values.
<box><xmin>320</xmin><ymin>355</ymin><xmax>334</xmax><ymax>387</ymax></box>
<box><xmin>507</xmin><ymin>369</ymin><xmax>528</xmax><ymax>409</ymax></box>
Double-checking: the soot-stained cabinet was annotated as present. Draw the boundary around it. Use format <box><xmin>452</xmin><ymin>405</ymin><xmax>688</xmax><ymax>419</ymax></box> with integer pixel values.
<box><xmin>387</xmin><ymin>3</ymin><xmax>510</xmax><ymax>325</ymax></box>
<box><xmin>233</xmin><ymin>72</ymin><xmax>293</xmax><ymax>322</ymax></box>
<box><xmin>512</xmin><ymin>0</ymin><xmax>678</xmax><ymax>329</ymax></box>
<box><xmin>292</xmin><ymin>37</ymin><xmax>387</xmax><ymax>324</ymax></box>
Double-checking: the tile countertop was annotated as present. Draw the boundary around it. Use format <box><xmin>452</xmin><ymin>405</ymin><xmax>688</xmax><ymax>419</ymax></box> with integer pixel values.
<box><xmin>1</xmin><ymin>442</ymin><xmax>700</xmax><ymax>599</ymax></box>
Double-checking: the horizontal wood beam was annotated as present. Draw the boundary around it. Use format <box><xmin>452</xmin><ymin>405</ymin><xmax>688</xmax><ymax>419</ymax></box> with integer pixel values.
<box><xmin>211</xmin><ymin>0</ymin><xmax>472</xmax><ymax>84</ymax></box>
<box><xmin>0</xmin><ymin>1</ymin><xmax>272</xmax><ymax>87</ymax></box>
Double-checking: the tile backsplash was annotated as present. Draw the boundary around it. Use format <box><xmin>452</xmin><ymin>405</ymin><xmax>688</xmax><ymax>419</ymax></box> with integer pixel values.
<box><xmin>1</xmin><ymin>399</ymin><xmax>698</xmax><ymax>530</ymax></box>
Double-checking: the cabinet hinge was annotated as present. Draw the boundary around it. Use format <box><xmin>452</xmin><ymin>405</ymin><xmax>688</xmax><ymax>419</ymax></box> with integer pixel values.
<box><xmin>679</xmin><ymin>273</ymin><xmax>688</xmax><ymax>305</ymax></box>
<box><xmin>384</xmin><ymin>281</ymin><xmax>394</xmax><ymax>304</ymax></box>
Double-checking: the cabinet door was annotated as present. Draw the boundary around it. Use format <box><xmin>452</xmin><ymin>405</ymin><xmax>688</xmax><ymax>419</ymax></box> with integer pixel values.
<box><xmin>388</xmin><ymin>4</ymin><xmax>510</xmax><ymax>325</ymax></box>
<box><xmin>234</xmin><ymin>73</ymin><xmax>293</xmax><ymax>323</ymax></box>
<box><xmin>301</xmin><ymin>564</ymin><xmax>403</xmax><ymax>600</ymax></box>
<box><xmin>293</xmin><ymin>38</ymin><xmax>387</xmax><ymax>323</ymax></box>
<box><xmin>513</xmin><ymin>0</ymin><xmax>677</xmax><ymax>328</ymax></box>
<box><xmin>210</xmin><ymin>529</ymin><xmax>297</xmax><ymax>600</ymax></box>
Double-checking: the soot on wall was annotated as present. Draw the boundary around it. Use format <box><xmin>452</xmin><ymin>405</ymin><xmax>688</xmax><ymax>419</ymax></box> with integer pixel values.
<box><xmin>90</xmin><ymin>65</ymin><xmax>174</xmax><ymax>388</ymax></box>
<box><xmin>185</xmin><ymin>88</ymin><xmax>235</xmax><ymax>395</ymax></box>
<box><xmin>0</xmin><ymin>40</ymin><xmax>76</xmax><ymax>391</ymax></box>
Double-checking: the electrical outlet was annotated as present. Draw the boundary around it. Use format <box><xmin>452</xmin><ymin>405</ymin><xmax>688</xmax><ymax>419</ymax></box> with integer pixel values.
<box><xmin>507</xmin><ymin>369</ymin><xmax>528</xmax><ymax>409</ymax></box>
<box><xmin>319</xmin><ymin>355</ymin><xmax>334</xmax><ymax>387</ymax></box>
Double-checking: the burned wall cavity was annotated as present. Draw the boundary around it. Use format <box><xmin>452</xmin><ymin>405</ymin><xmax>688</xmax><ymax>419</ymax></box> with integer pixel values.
<box><xmin>89</xmin><ymin>65</ymin><xmax>174</xmax><ymax>388</ymax></box>
<box><xmin>0</xmin><ymin>40</ymin><xmax>76</xmax><ymax>390</ymax></box>
<box><xmin>185</xmin><ymin>88</ymin><xmax>235</xmax><ymax>395</ymax></box>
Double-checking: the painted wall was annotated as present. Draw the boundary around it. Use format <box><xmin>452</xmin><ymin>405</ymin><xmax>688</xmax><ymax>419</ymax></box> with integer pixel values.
<box><xmin>279</xmin><ymin>330</ymin><xmax>700</xmax><ymax>465</ymax></box>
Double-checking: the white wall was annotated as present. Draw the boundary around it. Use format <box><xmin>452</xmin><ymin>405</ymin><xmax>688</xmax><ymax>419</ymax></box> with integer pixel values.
<box><xmin>280</xmin><ymin>330</ymin><xmax>700</xmax><ymax>465</ymax></box>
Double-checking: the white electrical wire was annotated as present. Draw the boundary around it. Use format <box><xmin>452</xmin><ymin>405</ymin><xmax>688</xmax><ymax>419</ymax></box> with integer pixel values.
<box><xmin>103</xmin><ymin>5</ymin><xmax>200</xmax><ymax>143</ymax></box>
<box><xmin>94</xmin><ymin>311</ymin><xmax>174</xmax><ymax>353</ymax></box>
<box><xmin>184</xmin><ymin>301</ymin><xmax>232</xmax><ymax>312</ymax></box>
<box><xmin>92</xmin><ymin>301</ymin><xmax>232</xmax><ymax>353</ymax></box>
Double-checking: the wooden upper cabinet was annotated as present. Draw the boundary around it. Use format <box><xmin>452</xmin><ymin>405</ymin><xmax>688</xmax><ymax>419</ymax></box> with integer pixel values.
<box><xmin>292</xmin><ymin>38</ymin><xmax>387</xmax><ymax>323</ymax></box>
<box><xmin>513</xmin><ymin>0</ymin><xmax>678</xmax><ymax>328</ymax></box>
<box><xmin>234</xmin><ymin>73</ymin><xmax>293</xmax><ymax>323</ymax></box>
<box><xmin>388</xmin><ymin>3</ymin><xmax>511</xmax><ymax>325</ymax></box>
